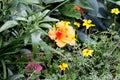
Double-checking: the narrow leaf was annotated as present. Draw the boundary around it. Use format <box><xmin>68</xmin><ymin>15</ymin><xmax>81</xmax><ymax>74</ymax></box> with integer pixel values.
<box><xmin>0</xmin><ymin>20</ymin><xmax>18</xmax><ymax>32</ymax></box>
<box><xmin>10</xmin><ymin>74</ymin><xmax>24</xmax><ymax>80</ymax></box>
<box><xmin>44</xmin><ymin>0</ymin><xmax>64</xmax><ymax>4</ymax></box>
<box><xmin>0</xmin><ymin>35</ymin><xmax>2</xmax><ymax>48</ymax></box>
<box><xmin>20</xmin><ymin>0</ymin><xmax>40</xmax><ymax>4</ymax></box>
<box><xmin>1</xmin><ymin>60</ymin><xmax>7</xmax><ymax>79</ymax></box>
<box><xmin>39</xmin><ymin>23</ymin><xmax>52</xmax><ymax>29</ymax></box>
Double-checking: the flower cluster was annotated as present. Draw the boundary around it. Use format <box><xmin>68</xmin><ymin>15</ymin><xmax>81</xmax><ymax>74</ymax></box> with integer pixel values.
<box><xmin>111</xmin><ymin>8</ymin><xmax>120</xmax><ymax>15</ymax></box>
<box><xmin>59</xmin><ymin>63</ymin><xmax>68</xmax><ymax>71</ymax></box>
<box><xmin>48</xmin><ymin>21</ymin><xmax>76</xmax><ymax>47</ymax></box>
<box><xmin>82</xmin><ymin>49</ymin><xmax>94</xmax><ymax>57</ymax></box>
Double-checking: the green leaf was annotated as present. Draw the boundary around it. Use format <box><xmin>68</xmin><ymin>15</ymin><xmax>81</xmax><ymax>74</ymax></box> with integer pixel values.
<box><xmin>39</xmin><ymin>40</ymin><xmax>64</xmax><ymax>57</ymax></box>
<box><xmin>0</xmin><ymin>20</ymin><xmax>18</xmax><ymax>32</ymax></box>
<box><xmin>78</xmin><ymin>30</ymin><xmax>97</xmax><ymax>44</ymax></box>
<box><xmin>59</xmin><ymin>4</ymin><xmax>81</xmax><ymax>19</ymax></box>
<box><xmin>44</xmin><ymin>0</ymin><xmax>64</xmax><ymax>4</ymax></box>
<box><xmin>69</xmin><ymin>0</ymin><xmax>98</xmax><ymax>15</ymax></box>
<box><xmin>20</xmin><ymin>49</ymin><xmax>31</xmax><ymax>54</ymax></box>
<box><xmin>0</xmin><ymin>35</ymin><xmax>2</xmax><ymax>48</ymax></box>
<box><xmin>87</xmin><ymin>0</ymin><xmax>98</xmax><ymax>16</ymax></box>
<box><xmin>20</xmin><ymin>0</ymin><xmax>40</xmax><ymax>4</ymax></box>
<box><xmin>15</xmin><ymin>17</ymin><xmax>27</xmax><ymax>21</ymax></box>
<box><xmin>108</xmin><ymin>0</ymin><xmax>120</xmax><ymax>6</ymax></box>
<box><xmin>9</xmin><ymin>74</ymin><xmax>24</xmax><ymax>80</ymax></box>
<box><xmin>7</xmin><ymin>68</ymin><xmax>13</xmax><ymax>77</ymax></box>
<box><xmin>69</xmin><ymin>0</ymin><xmax>93</xmax><ymax>11</ymax></box>
<box><xmin>24</xmin><ymin>36</ymin><xmax>30</xmax><ymax>45</ymax></box>
<box><xmin>40</xmin><ymin>16</ymin><xmax>59</xmax><ymax>23</ymax></box>
<box><xmin>39</xmin><ymin>23</ymin><xmax>52</xmax><ymax>29</ymax></box>
<box><xmin>1</xmin><ymin>60</ymin><xmax>7</xmax><ymax>79</ymax></box>
<box><xmin>31</xmin><ymin>30</ymin><xmax>41</xmax><ymax>54</ymax></box>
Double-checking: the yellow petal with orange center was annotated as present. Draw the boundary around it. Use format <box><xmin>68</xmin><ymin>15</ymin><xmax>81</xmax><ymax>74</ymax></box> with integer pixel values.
<box><xmin>48</xmin><ymin>27</ymin><xmax>56</xmax><ymax>40</ymax></box>
<box><xmin>55</xmin><ymin>39</ymin><xmax>66</xmax><ymax>47</ymax></box>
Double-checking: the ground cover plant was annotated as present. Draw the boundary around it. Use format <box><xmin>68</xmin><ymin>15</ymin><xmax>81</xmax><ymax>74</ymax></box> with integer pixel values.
<box><xmin>0</xmin><ymin>0</ymin><xmax>120</xmax><ymax>80</ymax></box>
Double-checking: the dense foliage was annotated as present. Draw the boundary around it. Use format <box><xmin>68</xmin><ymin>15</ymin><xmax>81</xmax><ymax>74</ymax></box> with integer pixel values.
<box><xmin>0</xmin><ymin>0</ymin><xmax>120</xmax><ymax>80</ymax></box>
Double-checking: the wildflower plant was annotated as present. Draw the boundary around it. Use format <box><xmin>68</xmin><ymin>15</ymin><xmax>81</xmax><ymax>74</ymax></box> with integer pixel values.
<box><xmin>0</xmin><ymin>0</ymin><xmax>120</xmax><ymax>80</ymax></box>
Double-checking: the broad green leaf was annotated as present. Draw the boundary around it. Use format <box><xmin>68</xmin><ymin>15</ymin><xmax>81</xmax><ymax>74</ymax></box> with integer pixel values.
<box><xmin>59</xmin><ymin>4</ymin><xmax>81</xmax><ymax>19</ymax></box>
<box><xmin>44</xmin><ymin>0</ymin><xmax>64</xmax><ymax>4</ymax></box>
<box><xmin>69</xmin><ymin>0</ymin><xmax>93</xmax><ymax>11</ymax></box>
<box><xmin>69</xmin><ymin>0</ymin><xmax>98</xmax><ymax>15</ymax></box>
<box><xmin>87</xmin><ymin>0</ymin><xmax>98</xmax><ymax>16</ymax></box>
<box><xmin>0</xmin><ymin>20</ymin><xmax>18</xmax><ymax>32</ymax></box>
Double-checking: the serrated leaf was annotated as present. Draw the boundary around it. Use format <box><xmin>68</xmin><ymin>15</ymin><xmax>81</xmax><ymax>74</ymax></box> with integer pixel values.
<box><xmin>59</xmin><ymin>4</ymin><xmax>81</xmax><ymax>19</ymax></box>
<box><xmin>0</xmin><ymin>20</ymin><xmax>18</xmax><ymax>32</ymax></box>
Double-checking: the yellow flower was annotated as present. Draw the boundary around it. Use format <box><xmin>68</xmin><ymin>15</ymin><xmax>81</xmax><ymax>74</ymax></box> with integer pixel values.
<box><xmin>48</xmin><ymin>21</ymin><xmax>76</xmax><ymax>47</ymax></box>
<box><xmin>61</xmin><ymin>21</ymin><xmax>70</xmax><ymax>26</ymax></box>
<box><xmin>111</xmin><ymin>23</ymin><xmax>116</xmax><ymax>27</ymax></box>
<box><xmin>111</xmin><ymin>8</ymin><xmax>120</xmax><ymax>15</ymax></box>
<box><xmin>59</xmin><ymin>63</ymin><xmax>68</xmax><ymax>71</ymax></box>
<box><xmin>83</xmin><ymin>19</ymin><xmax>95</xmax><ymax>29</ymax></box>
<box><xmin>82</xmin><ymin>49</ymin><xmax>93</xmax><ymax>57</ymax></box>
<box><xmin>74</xmin><ymin>22</ymin><xmax>80</xmax><ymax>27</ymax></box>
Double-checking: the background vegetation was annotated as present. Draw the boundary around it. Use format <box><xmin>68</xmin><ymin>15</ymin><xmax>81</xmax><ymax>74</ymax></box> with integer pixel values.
<box><xmin>0</xmin><ymin>0</ymin><xmax>120</xmax><ymax>80</ymax></box>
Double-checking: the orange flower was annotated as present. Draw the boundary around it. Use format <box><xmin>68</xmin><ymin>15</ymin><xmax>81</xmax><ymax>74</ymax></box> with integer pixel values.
<box><xmin>48</xmin><ymin>21</ymin><xmax>76</xmax><ymax>47</ymax></box>
<box><xmin>74</xmin><ymin>5</ymin><xmax>84</xmax><ymax>14</ymax></box>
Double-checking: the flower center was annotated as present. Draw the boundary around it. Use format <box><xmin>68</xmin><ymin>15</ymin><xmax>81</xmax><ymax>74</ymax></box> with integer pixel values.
<box><xmin>56</xmin><ymin>31</ymin><xmax>62</xmax><ymax>39</ymax></box>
